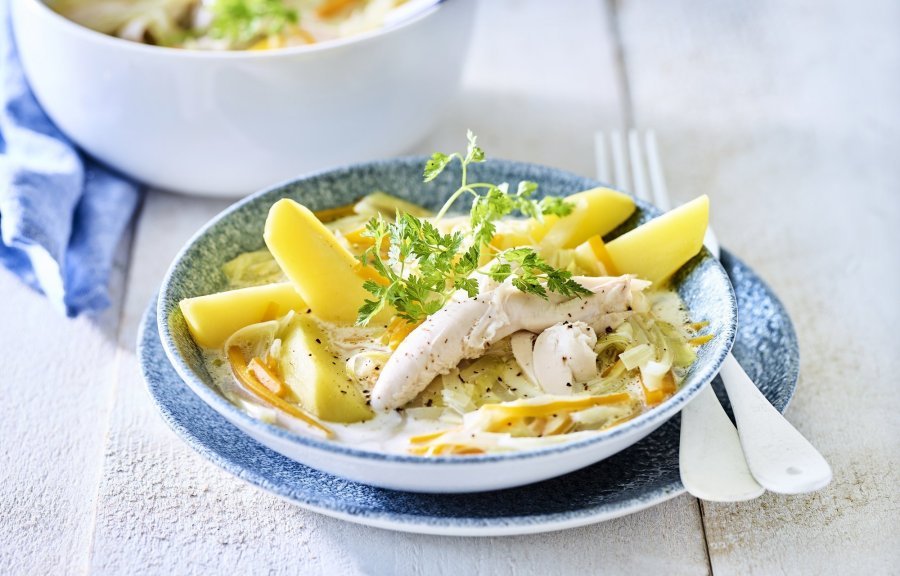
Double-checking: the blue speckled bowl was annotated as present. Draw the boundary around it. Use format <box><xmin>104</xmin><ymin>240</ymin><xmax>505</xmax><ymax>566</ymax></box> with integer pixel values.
<box><xmin>156</xmin><ymin>157</ymin><xmax>738</xmax><ymax>493</ymax></box>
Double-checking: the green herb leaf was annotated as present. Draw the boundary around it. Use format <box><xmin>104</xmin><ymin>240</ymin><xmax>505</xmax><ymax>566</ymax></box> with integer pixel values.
<box><xmin>539</xmin><ymin>196</ymin><xmax>575</xmax><ymax>217</ymax></box>
<box><xmin>209</xmin><ymin>0</ymin><xmax>298</xmax><ymax>46</ymax></box>
<box><xmin>490</xmin><ymin>248</ymin><xmax>591</xmax><ymax>300</ymax></box>
<box><xmin>423</xmin><ymin>152</ymin><xmax>453</xmax><ymax>182</ymax></box>
<box><xmin>465</xmin><ymin>129</ymin><xmax>485</xmax><ymax>163</ymax></box>
<box><xmin>516</xmin><ymin>181</ymin><xmax>538</xmax><ymax>198</ymax></box>
<box><xmin>357</xmin><ymin>132</ymin><xmax>589</xmax><ymax>325</ymax></box>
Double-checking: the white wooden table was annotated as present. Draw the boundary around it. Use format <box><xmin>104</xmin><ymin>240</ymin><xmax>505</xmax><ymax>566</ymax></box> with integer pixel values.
<box><xmin>3</xmin><ymin>1</ymin><xmax>898</xmax><ymax>573</ymax></box>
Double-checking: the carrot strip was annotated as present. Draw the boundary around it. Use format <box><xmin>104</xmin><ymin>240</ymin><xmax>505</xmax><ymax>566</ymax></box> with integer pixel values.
<box><xmin>588</xmin><ymin>235</ymin><xmax>618</xmax><ymax>275</ymax></box>
<box><xmin>316</xmin><ymin>0</ymin><xmax>364</xmax><ymax>19</ymax></box>
<box><xmin>689</xmin><ymin>334</ymin><xmax>714</xmax><ymax>346</ymax></box>
<box><xmin>386</xmin><ymin>318</ymin><xmax>422</xmax><ymax>350</ymax></box>
<box><xmin>480</xmin><ymin>393</ymin><xmax>631</xmax><ymax>419</ymax></box>
<box><xmin>352</xmin><ymin>261</ymin><xmax>391</xmax><ymax>286</ymax></box>
<box><xmin>642</xmin><ymin>372</ymin><xmax>677</xmax><ymax>406</ymax></box>
<box><xmin>227</xmin><ymin>347</ymin><xmax>333</xmax><ymax>438</ymax></box>
<box><xmin>313</xmin><ymin>202</ymin><xmax>358</xmax><ymax>222</ymax></box>
<box><xmin>409</xmin><ymin>430</ymin><xmax>452</xmax><ymax>444</ymax></box>
<box><xmin>248</xmin><ymin>357</ymin><xmax>286</xmax><ymax>396</ymax></box>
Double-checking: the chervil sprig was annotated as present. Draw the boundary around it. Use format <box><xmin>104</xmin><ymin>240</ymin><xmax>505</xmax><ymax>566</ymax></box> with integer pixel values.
<box><xmin>356</xmin><ymin>214</ymin><xmax>482</xmax><ymax>325</ymax></box>
<box><xmin>356</xmin><ymin>131</ymin><xmax>587</xmax><ymax>326</ymax></box>
<box><xmin>427</xmin><ymin>131</ymin><xmax>574</xmax><ymax>246</ymax></box>
<box><xmin>487</xmin><ymin>248</ymin><xmax>592</xmax><ymax>300</ymax></box>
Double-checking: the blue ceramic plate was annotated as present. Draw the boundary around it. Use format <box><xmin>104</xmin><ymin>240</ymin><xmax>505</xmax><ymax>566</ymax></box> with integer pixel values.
<box><xmin>140</xmin><ymin>251</ymin><xmax>797</xmax><ymax>536</ymax></box>
<box><xmin>155</xmin><ymin>158</ymin><xmax>739</xmax><ymax>493</ymax></box>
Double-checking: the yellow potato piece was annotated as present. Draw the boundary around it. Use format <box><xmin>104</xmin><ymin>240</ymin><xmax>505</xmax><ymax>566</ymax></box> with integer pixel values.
<box><xmin>605</xmin><ymin>195</ymin><xmax>709</xmax><ymax>284</ymax></box>
<box><xmin>280</xmin><ymin>314</ymin><xmax>373</xmax><ymax>423</ymax></box>
<box><xmin>180</xmin><ymin>282</ymin><xmax>306</xmax><ymax>349</ymax></box>
<box><xmin>264</xmin><ymin>198</ymin><xmax>384</xmax><ymax>325</ymax></box>
<box><xmin>539</xmin><ymin>187</ymin><xmax>636</xmax><ymax>249</ymax></box>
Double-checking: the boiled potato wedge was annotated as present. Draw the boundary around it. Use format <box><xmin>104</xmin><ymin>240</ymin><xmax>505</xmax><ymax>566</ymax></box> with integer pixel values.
<box><xmin>605</xmin><ymin>195</ymin><xmax>709</xmax><ymax>284</ymax></box>
<box><xmin>280</xmin><ymin>314</ymin><xmax>373</xmax><ymax>423</ymax></box>
<box><xmin>539</xmin><ymin>187</ymin><xmax>636</xmax><ymax>248</ymax></box>
<box><xmin>264</xmin><ymin>198</ymin><xmax>387</xmax><ymax>325</ymax></box>
<box><xmin>180</xmin><ymin>282</ymin><xmax>306</xmax><ymax>348</ymax></box>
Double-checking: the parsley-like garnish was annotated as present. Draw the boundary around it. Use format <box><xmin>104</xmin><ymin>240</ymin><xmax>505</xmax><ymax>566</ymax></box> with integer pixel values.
<box><xmin>486</xmin><ymin>248</ymin><xmax>592</xmax><ymax>300</ymax></box>
<box><xmin>209</xmin><ymin>0</ymin><xmax>298</xmax><ymax>46</ymax></box>
<box><xmin>355</xmin><ymin>132</ymin><xmax>587</xmax><ymax>326</ymax></box>
<box><xmin>356</xmin><ymin>214</ymin><xmax>480</xmax><ymax>325</ymax></box>
<box><xmin>428</xmin><ymin>131</ymin><xmax>574</xmax><ymax>246</ymax></box>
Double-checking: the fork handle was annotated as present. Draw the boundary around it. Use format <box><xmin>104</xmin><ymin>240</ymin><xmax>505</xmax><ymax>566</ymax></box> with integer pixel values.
<box><xmin>720</xmin><ymin>354</ymin><xmax>832</xmax><ymax>494</ymax></box>
<box><xmin>679</xmin><ymin>384</ymin><xmax>765</xmax><ymax>502</ymax></box>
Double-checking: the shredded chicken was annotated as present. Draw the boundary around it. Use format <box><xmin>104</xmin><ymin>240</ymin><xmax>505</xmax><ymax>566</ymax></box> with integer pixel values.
<box><xmin>370</xmin><ymin>275</ymin><xmax>649</xmax><ymax>410</ymax></box>
<box><xmin>532</xmin><ymin>321</ymin><xmax>599</xmax><ymax>394</ymax></box>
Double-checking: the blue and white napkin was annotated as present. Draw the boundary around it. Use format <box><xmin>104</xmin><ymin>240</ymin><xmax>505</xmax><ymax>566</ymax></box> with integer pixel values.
<box><xmin>0</xmin><ymin>4</ymin><xmax>140</xmax><ymax>317</ymax></box>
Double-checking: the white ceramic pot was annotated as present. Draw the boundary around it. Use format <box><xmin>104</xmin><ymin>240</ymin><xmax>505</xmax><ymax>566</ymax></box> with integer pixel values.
<box><xmin>11</xmin><ymin>0</ymin><xmax>474</xmax><ymax>197</ymax></box>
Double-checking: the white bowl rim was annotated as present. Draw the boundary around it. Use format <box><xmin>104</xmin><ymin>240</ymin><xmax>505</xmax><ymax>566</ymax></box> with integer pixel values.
<box><xmin>157</xmin><ymin>156</ymin><xmax>738</xmax><ymax>466</ymax></box>
<box><xmin>19</xmin><ymin>0</ymin><xmax>444</xmax><ymax>60</ymax></box>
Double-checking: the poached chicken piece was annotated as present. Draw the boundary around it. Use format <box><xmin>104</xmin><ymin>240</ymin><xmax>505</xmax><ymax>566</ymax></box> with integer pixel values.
<box><xmin>371</xmin><ymin>276</ymin><xmax>650</xmax><ymax>410</ymax></box>
<box><xmin>532</xmin><ymin>321</ymin><xmax>600</xmax><ymax>394</ymax></box>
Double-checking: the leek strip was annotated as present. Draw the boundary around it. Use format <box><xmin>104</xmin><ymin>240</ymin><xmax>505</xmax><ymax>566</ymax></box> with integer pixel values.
<box><xmin>620</xmin><ymin>343</ymin><xmax>653</xmax><ymax>370</ymax></box>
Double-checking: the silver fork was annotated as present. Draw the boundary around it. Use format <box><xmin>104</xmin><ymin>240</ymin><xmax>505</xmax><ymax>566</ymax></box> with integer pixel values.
<box><xmin>595</xmin><ymin>130</ymin><xmax>832</xmax><ymax>500</ymax></box>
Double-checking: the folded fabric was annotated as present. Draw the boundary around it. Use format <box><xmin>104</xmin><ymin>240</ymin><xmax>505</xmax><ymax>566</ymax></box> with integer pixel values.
<box><xmin>0</xmin><ymin>3</ymin><xmax>140</xmax><ymax>317</ymax></box>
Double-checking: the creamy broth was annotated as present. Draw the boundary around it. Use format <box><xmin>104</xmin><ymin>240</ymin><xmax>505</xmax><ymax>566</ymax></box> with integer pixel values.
<box><xmin>198</xmin><ymin>212</ymin><xmax>702</xmax><ymax>455</ymax></box>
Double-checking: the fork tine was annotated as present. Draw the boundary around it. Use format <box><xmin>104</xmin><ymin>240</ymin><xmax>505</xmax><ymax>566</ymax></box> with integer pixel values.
<box><xmin>609</xmin><ymin>130</ymin><xmax>630</xmax><ymax>192</ymax></box>
<box><xmin>643</xmin><ymin>130</ymin><xmax>722</xmax><ymax>257</ymax></box>
<box><xmin>644</xmin><ymin>130</ymin><xmax>671</xmax><ymax>211</ymax></box>
<box><xmin>594</xmin><ymin>132</ymin><xmax>611</xmax><ymax>183</ymax></box>
<box><xmin>628</xmin><ymin>130</ymin><xmax>651</xmax><ymax>202</ymax></box>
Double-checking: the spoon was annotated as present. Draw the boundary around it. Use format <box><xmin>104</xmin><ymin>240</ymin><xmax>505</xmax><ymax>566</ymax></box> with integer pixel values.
<box><xmin>701</xmin><ymin>230</ymin><xmax>832</xmax><ymax>494</ymax></box>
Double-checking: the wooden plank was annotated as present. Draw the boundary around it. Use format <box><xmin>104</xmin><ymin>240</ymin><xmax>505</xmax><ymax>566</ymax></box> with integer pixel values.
<box><xmin>86</xmin><ymin>1</ymin><xmax>711</xmax><ymax>574</ymax></box>
<box><xmin>306</xmin><ymin>495</ymin><xmax>708</xmax><ymax>576</ymax></box>
<box><xmin>0</xmin><ymin>231</ymin><xmax>131</xmax><ymax>574</ymax></box>
<box><xmin>616</xmin><ymin>0</ymin><xmax>900</xmax><ymax>573</ymax></box>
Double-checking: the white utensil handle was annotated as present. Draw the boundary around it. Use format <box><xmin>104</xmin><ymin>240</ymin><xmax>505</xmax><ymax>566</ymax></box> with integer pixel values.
<box><xmin>721</xmin><ymin>353</ymin><xmax>832</xmax><ymax>494</ymax></box>
<box><xmin>679</xmin><ymin>384</ymin><xmax>765</xmax><ymax>502</ymax></box>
